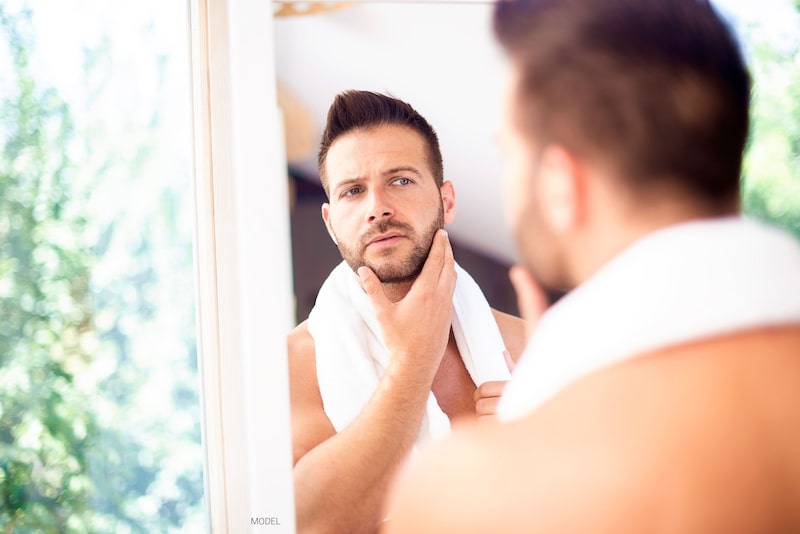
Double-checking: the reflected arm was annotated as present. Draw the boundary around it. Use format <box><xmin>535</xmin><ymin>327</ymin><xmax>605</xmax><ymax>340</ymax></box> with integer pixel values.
<box><xmin>287</xmin><ymin>322</ymin><xmax>443</xmax><ymax>534</ymax></box>
<box><xmin>287</xmin><ymin>231</ymin><xmax>459</xmax><ymax>534</ymax></box>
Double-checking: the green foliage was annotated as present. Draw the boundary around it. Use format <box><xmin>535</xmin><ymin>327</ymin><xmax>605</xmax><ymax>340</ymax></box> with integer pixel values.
<box><xmin>741</xmin><ymin>6</ymin><xmax>800</xmax><ymax>240</ymax></box>
<box><xmin>0</xmin><ymin>6</ymin><xmax>101</xmax><ymax>531</ymax></box>
<box><xmin>1</xmin><ymin>5</ymin><xmax>203</xmax><ymax>532</ymax></box>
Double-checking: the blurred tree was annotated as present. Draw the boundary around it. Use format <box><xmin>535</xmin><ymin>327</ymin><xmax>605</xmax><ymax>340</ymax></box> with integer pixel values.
<box><xmin>0</xmin><ymin>5</ymin><xmax>102</xmax><ymax>532</ymax></box>
<box><xmin>741</xmin><ymin>2</ymin><xmax>800</xmax><ymax>240</ymax></box>
<box><xmin>1</xmin><ymin>5</ymin><xmax>203</xmax><ymax>533</ymax></box>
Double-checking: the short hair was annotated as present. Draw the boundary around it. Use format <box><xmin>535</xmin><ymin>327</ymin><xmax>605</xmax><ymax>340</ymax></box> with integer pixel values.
<box><xmin>493</xmin><ymin>0</ymin><xmax>751</xmax><ymax>211</ymax></box>
<box><xmin>317</xmin><ymin>90</ymin><xmax>444</xmax><ymax>197</ymax></box>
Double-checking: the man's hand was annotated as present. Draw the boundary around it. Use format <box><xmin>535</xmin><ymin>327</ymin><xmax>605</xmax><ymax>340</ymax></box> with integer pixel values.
<box><xmin>474</xmin><ymin>380</ymin><xmax>506</xmax><ymax>419</ymax></box>
<box><xmin>473</xmin><ymin>350</ymin><xmax>515</xmax><ymax>419</ymax></box>
<box><xmin>292</xmin><ymin>230</ymin><xmax>459</xmax><ymax>534</ymax></box>
<box><xmin>358</xmin><ymin>229</ymin><xmax>457</xmax><ymax>368</ymax></box>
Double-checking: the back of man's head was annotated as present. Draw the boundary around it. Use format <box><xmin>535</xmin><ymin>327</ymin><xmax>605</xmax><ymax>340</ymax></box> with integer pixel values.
<box><xmin>493</xmin><ymin>0</ymin><xmax>751</xmax><ymax>213</ymax></box>
<box><xmin>317</xmin><ymin>90</ymin><xmax>444</xmax><ymax>197</ymax></box>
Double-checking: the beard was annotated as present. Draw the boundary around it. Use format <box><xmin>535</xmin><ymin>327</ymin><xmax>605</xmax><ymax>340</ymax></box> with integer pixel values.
<box><xmin>336</xmin><ymin>203</ymin><xmax>444</xmax><ymax>284</ymax></box>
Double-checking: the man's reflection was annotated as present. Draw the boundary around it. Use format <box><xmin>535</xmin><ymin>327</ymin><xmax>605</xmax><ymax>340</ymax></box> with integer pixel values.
<box><xmin>286</xmin><ymin>90</ymin><xmax>529</xmax><ymax>534</ymax></box>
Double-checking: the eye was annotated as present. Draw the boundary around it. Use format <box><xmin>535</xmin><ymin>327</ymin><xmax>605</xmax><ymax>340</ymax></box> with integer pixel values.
<box><xmin>341</xmin><ymin>186</ymin><xmax>363</xmax><ymax>199</ymax></box>
<box><xmin>392</xmin><ymin>177</ymin><xmax>412</xmax><ymax>186</ymax></box>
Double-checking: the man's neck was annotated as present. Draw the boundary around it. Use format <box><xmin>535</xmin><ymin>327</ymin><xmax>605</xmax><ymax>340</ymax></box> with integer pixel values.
<box><xmin>572</xmin><ymin>188</ymin><xmax>739</xmax><ymax>286</ymax></box>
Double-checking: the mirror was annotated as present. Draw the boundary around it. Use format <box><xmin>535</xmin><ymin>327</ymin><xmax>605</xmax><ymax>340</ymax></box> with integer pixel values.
<box><xmin>272</xmin><ymin>0</ymin><xmax>800</xmax><ymax>530</ymax></box>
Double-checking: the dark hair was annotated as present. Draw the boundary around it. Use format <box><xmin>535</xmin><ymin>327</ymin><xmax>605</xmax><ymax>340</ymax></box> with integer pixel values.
<box><xmin>317</xmin><ymin>90</ymin><xmax>444</xmax><ymax>196</ymax></box>
<box><xmin>493</xmin><ymin>0</ymin><xmax>751</xmax><ymax>211</ymax></box>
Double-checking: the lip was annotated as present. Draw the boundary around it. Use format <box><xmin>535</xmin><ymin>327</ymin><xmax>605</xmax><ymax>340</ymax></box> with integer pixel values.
<box><xmin>366</xmin><ymin>232</ymin><xmax>405</xmax><ymax>248</ymax></box>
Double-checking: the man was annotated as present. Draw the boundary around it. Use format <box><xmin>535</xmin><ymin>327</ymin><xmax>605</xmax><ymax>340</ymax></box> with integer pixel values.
<box><xmin>384</xmin><ymin>0</ymin><xmax>800</xmax><ymax>532</ymax></box>
<box><xmin>286</xmin><ymin>90</ymin><xmax>527</xmax><ymax>533</ymax></box>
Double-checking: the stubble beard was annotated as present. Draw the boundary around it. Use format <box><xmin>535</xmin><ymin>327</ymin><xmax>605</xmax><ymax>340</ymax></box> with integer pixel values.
<box><xmin>337</xmin><ymin>203</ymin><xmax>444</xmax><ymax>284</ymax></box>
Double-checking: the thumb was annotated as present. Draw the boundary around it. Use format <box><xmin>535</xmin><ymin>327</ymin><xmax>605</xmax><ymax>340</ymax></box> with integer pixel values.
<box><xmin>509</xmin><ymin>265</ymin><xmax>549</xmax><ymax>340</ymax></box>
<box><xmin>357</xmin><ymin>266</ymin><xmax>390</xmax><ymax>312</ymax></box>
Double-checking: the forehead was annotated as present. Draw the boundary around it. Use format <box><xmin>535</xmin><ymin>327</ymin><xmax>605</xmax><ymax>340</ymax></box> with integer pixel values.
<box><xmin>324</xmin><ymin>124</ymin><xmax>431</xmax><ymax>185</ymax></box>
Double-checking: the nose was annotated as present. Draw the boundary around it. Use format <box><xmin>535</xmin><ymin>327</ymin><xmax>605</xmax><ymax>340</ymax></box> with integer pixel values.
<box><xmin>365</xmin><ymin>188</ymin><xmax>394</xmax><ymax>223</ymax></box>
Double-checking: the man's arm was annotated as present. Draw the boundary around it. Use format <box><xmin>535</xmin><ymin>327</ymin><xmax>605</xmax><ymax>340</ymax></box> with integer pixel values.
<box><xmin>288</xmin><ymin>229</ymin><xmax>457</xmax><ymax>534</ymax></box>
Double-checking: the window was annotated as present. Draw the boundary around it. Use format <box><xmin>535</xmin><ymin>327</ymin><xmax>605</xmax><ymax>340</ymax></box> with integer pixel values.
<box><xmin>716</xmin><ymin>0</ymin><xmax>800</xmax><ymax>240</ymax></box>
<box><xmin>1</xmin><ymin>0</ymin><xmax>297</xmax><ymax>532</ymax></box>
<box><xmin>1</xmin><ymin>1</ymin><xmax>204</xmax><ymax>531</ymax></box>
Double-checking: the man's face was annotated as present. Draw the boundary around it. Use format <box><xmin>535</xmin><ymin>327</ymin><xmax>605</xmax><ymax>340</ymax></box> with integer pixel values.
<box><xmin>321</xmin><ymin>124</ymin><xmax>453</xmax><ymax>283</ymax></box>
<box><xmin>499</xmin><ymin>69</ymin><xmax>566</xmax><ymax>293</ymax></box>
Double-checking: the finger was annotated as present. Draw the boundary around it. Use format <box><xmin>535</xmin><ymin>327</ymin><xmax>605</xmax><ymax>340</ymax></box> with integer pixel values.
<box><xmin>440</xmin><ymin>229</ymin><xmax>455</xmax><ymax>276</ymax></box>
<box><xmin>439</xmin><ymin>230</ymin><xmax>457</xmax><ymax>294</ymax></box>
<box><xmin>410</xmin><ymin>229</ymin><xmax>447</xmax><ymax>291</ymax></box>
<box><xmin>475</xmin><ymin>396</ymin><xmax>500</xmax><ymax>417</ymax></box>
<box><xmin>503</xmin><ymin>349</ymin><xmax>516</xmax><ymax>373</ymax></box>
<box><xmin>473</xmin><ymin>380</ymin><xmax>507</xmax><ymax>403</ymax></box>
<box><xmin>509</xmin><ymin>265</ymin><xmax>549</xmax><ymax>338</ymax></box>
<box><xmin>358</xmin><ymin>265</ymin><xmax>390</xmax><ymax>314</ymax></box>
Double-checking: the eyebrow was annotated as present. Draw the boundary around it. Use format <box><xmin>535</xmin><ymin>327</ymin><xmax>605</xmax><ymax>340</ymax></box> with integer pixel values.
<box><xmin>383</xmin><ymin>166</ymin><xmax>423</xmax><ymax>179</ymax></box>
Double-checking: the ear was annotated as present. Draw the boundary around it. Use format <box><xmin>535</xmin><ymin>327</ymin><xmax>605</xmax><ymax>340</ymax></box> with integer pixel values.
<box><xmin>538</xmin><ymin>145</ymin><xmax>583</xmax><ymax>233</ymax></box>
<box><xmin>321</xmin><ymin>203</ymin><xmax>339</xmax><ymax>246</ymax></box>
<box><xmin>440</xmin><ymin>180</ymin><xmax>457</xmax><ymax>225</ymax></box>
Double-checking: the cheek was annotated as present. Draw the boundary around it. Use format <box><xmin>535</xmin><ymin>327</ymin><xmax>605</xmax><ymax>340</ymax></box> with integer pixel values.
<box><xmin>502</xmin><ymin>156</ymin><xmax>530</xmax><ymax>230</ymax></box>
<box><xmin>327</xmin><ymin>207</ymin><xmax>354</xmax><ymax>238</ymax></box>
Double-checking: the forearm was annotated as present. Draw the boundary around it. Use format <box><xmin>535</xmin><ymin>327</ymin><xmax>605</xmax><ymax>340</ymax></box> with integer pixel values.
<box><xmin>294</xmin><ymin>355</ymin><xmax>438</xmax><ymax>534</ymax></box>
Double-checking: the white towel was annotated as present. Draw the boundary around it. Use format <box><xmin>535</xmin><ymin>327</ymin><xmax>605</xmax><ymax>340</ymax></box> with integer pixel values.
<box><xmin>308</xmin><ymin>260</ymin><xmax>510</xmax><ymax>444</ymax></box>
<box><xmin>499</xmin><ymin>216</ymin><xmax>800</xmax><ymax>420</ymax></box>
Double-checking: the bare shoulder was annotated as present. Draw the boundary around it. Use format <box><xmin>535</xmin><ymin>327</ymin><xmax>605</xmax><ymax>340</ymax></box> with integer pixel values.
<box><xmin>287</xmin><ymin>320</ymin><xmax>314</xmax><ymax>359</ymax></box>
<box><xmin>384</xmin><ymin>412</ymin><xmax>643</xmax><ymax>534</ymax></box>
<box><xmin>386</xmin><ymin>366</ymin><xmax>693</xmax><ymax>534</ymax></box>
<box><xmin>490</xmin><ymin>308</ymin><xmax>527</xmax><ymax>362</ymax></box>
<box><xmin>287</xmin><ymin>320</ymin><xmax>318</xmax><ymax>393</ymax></box>
<box><xmin>385</xmin><ymin>357</ymin><xmax>703</xmax><ymax>533</ymax></box>
<box><xmin>286</xmin><ymin>320</ymin><xmax>336</xmax><ymax>465</ymax></box>
<box><xmin>386</xmin><ymin>329</ymin><xmax>800</xmax><ymax>533</ymax></box>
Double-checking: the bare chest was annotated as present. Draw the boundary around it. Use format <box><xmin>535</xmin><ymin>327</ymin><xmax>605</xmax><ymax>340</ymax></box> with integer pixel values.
<box><xmin>430</xmin><ymin>332</ymin><xmax>478</xmax><ymax>423</ymax></box>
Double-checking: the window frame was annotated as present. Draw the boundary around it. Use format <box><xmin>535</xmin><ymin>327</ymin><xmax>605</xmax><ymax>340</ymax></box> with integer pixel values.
<box><xmin>189</xmin><ymin>0</ymin><xmax>296</xmax><ymax>531</ymax></box>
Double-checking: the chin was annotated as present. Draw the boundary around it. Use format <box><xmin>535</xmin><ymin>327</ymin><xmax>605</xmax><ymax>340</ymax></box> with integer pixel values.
<box><xmin>370</xmin><ymin>265</ymin><xmax>415</xmax><ymax>284</ymax></box>
<box><xmin>370</xmin><ymin>260</ymin><xmax>423</xmax><ymax>284</ymax></box>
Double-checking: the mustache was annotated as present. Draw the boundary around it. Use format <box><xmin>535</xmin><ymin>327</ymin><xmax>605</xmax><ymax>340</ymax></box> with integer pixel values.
<box><xmin>360</xmin><ymin>220</ymin><xmax>415</xmax><ymax>249</ymax></box>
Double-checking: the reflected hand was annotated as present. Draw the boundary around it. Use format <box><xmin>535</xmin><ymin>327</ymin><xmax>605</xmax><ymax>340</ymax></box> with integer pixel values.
<box><xmin>474</xmin><ymin>380</ymin><xmax>506</xmax><ymax>419</ymax></box>
<box><xmin>358</xmin><ymin>229</ymin><xmax>457</xmax><ymax>368</ymax></box>
<box><xmin>473</xmin><ymin>350</ymin><xmax>515</xmax><ymax>419</ymax></box>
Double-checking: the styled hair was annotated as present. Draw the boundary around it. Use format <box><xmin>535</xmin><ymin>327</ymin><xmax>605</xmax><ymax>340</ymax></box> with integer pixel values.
<box><xmin>317</xmin><ymin>90</ymin><xmax>444</xmax><ymax>197</ymax></box>
<box><xmin>493</xmin><ymin>0</ymin><xmax>751</xmax><ymax>211</ymax></box>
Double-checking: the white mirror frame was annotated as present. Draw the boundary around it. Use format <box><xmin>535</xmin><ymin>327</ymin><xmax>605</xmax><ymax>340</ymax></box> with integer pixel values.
<box><xmin>190</xmin><ymin>0</ymin><xmax>296</xmax><ymax>531</ymax></box>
